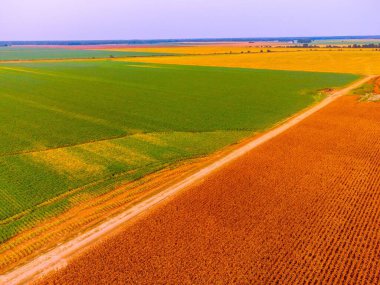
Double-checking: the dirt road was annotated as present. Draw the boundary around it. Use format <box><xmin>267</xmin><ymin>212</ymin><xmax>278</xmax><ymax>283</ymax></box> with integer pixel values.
<box><xmin>0</xmin><ymin>75</ymin><xmax>375</xmax><ymax>285</ymax></box>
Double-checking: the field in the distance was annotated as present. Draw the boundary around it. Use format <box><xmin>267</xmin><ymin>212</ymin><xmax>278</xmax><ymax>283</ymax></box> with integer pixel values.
<box><xmin>312</xmin><ymin>39</ymin><xmax>380</xmax><ymax>46</ymax></box>
<box><xmin>0</xmin><ymin>60</ymin><xmax>357</xmax><ymax>272</ymax></box>
<box><xmin>99</xmin><ymin>45</ymin><xmax>296</xmax><ymax>55</ymax></box>
<box><xmin>0</xmin><ymin>47</ymin><xmax>169</xmax><ymax>61</ymax></box>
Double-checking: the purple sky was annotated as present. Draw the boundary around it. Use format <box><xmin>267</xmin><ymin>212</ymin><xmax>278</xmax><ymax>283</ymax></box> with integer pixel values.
<box><xmin>1</xmin><ymin>0</ymin><xmax>379</xmax><ymax>40</ymax></box>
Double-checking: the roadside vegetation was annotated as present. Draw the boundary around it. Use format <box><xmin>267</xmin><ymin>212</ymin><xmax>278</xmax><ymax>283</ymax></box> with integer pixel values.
<box><xmin>351</xmin><ymin>76</ymin><xmax>380</xmax><ymax>102</ymax></box>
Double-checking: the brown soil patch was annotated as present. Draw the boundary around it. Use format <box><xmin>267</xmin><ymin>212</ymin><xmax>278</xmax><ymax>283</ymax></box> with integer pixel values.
<box><xmin>37</xmin><ymin>96</ymin><xmax>380</xmax><ymax>284</ymax></box>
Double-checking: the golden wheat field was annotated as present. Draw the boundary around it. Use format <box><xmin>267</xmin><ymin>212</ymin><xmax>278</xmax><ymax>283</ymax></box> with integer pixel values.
<box><xmin>100</xmin><ymin>45</ymin><xmax>295</xmax><ymax>55</ymax></box>
<box><xmin>98</xmin><ymin>44</ymin><xmax>370</xmax><ymax>55</ymax></box>
<box><xmin>119</xmin><ymin>49</ymin><xmax>380</xmax><ymax>75</ymax></box>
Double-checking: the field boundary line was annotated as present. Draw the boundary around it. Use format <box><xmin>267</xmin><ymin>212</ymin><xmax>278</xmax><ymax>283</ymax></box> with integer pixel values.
<box><xmin>0</xmin><ymin>75</ymin><xmax>375</xmax><ymax>285</ymax></box>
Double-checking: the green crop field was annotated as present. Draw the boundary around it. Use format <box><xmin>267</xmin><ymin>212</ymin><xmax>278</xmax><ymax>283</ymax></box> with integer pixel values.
<box><xmin>0</xmin><ymin>47</ymin><xmax>169</xmax><ymax>61</ymax></box>
<box><xmin>0</xmin><ymin>61</ymin><xmax>358</xmax><ymax>243</ymax></box>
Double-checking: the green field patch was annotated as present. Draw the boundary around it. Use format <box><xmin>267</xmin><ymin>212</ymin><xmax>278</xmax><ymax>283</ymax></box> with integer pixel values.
<box><xmin>0</xmin><ymin>61</ymin><xmax>358</xmax><ymax>243</ymax></box>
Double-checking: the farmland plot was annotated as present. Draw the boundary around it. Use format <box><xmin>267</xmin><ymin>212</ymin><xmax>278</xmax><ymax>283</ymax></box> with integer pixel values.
<box><xmin>122</xmin><ymin>49</ymin><xmax>380</xmax><ymax>75</ymax></box>
<box><xmin>0</xmin><ymin>61</ymin><xmax>357</xmax><ymax>272</ymax></box>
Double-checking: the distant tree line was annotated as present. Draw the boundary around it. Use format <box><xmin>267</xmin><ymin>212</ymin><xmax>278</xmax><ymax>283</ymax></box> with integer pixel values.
<box><xmin>297</xmin><ymin>39</ymin><xmax>313</xmax><ymax>44</ymax></box>
<box><xmin>286</xmin><ymin>45</ymin><xmax>321</xmax><ymax>48</ymax></box>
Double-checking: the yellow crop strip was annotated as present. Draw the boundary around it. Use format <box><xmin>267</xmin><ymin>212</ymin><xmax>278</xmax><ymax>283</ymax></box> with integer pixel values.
<box><xmin>100</xmin><ymin>45</ymin><xmax>294</xmax><ymax>55</ymax></box>
<box><xmin>97</xmin><ymin>45</ymin><xmax>368</xmax><ymax>55</ymax></box>
<box><xmin>117</xmin><ymin>50</ymin><xmax>380</xmax><ymax>75</ymax></box>
<box><xmin>31</xmin><ymin>149</ymin><xmax>105</xmax><ymax>178</ymax></box>
<box><xmin>0</xmin><ymin>66</ymin><xmax>52</xmax><ymax>76</ymax></box>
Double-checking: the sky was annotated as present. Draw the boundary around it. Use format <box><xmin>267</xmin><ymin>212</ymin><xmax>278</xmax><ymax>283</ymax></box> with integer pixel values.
<box><xmin>1</xmin><ymin>0</ymin><xmax>379</xmax><ymax>41</ymax></box>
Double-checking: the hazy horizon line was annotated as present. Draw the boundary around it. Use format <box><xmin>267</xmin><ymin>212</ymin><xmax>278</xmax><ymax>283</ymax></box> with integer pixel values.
<box><xmin>2</xmin><ymin>34</ymin><xmax>380</xmax><ymax>43</ymax></box>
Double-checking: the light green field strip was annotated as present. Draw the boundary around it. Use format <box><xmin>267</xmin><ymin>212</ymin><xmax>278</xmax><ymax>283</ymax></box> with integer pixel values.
<box><xmin>0</xmin><ymin>61</ymin><xmax>359</xmax><ymax>242</ymax></box>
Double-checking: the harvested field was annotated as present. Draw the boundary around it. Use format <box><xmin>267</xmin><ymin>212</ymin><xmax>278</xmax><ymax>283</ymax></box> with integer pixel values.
<box><xmin>120</xmin><ymin>50</ymin><xmax>380</xmax><ymax>75</ymax></box>
<box><xmin>38</xmin><ymin>96</ymin><xmax>380</xmax><ymax>284</ymax></box>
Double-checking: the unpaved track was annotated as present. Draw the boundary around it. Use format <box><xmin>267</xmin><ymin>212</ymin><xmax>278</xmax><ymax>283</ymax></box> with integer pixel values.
<box><xmin>0</xmin><ymin>76</ymin><xmax>374</xmax><ymax>285</ymax></box>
